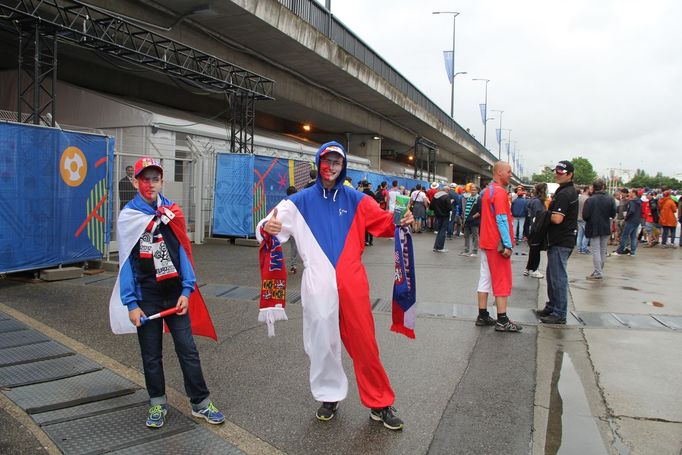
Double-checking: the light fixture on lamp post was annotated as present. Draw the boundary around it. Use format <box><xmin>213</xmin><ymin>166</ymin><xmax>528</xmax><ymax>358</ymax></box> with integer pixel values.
<box><xmin>432</xmin><ymin>11</ymin><xmax>460</xmax><ymax>118</ymax></box>
<box><xmin>472</xmin><ymin>78</ymin><xmax>490</xmax><ymax>147</ymax></box>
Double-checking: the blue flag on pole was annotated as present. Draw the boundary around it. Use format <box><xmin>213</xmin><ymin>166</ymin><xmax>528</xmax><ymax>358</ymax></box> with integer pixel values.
<box><xmin>479</xmin><ymin>104</ymin><xmax>486</xmax><ymax>125</ymax></box>
<box><xmin>496</xmin><ymin>129</ymin><xmax>501</xmax><ymax>145</ymax></box>
<box><xmin>443</xmin><ymin>51</ymin><xmax>453</xmax><ymax>84</ymax></box>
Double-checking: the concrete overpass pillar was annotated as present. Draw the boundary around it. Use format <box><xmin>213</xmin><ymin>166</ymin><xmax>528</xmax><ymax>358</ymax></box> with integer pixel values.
<box><xmin>436</xmin><ymin>163</ymin><xmax>453</xmax><ymax>182</ymax></box>
<box><xmin>347</xmin><ymin>134</ymin><xmax>381</xmax><ymax>170</ymax></box>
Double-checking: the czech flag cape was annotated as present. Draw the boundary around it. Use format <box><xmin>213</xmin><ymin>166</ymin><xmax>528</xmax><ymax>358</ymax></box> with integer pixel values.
<box><xmin>109</xmin><ymin>194</ymin><xmax>217</xmax><ymax>340</ymax></box>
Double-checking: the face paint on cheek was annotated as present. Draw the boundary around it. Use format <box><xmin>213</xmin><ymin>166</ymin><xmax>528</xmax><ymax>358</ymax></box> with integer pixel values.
<box><xmin>137</xmin><ymin>179</ymin><xmax>154</xmax><ymax>199</ymax></box>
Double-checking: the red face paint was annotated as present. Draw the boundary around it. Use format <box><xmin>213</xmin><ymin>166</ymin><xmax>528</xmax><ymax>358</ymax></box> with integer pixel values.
<box><xmin>137</xmin><ymin>178</ymin><xmax>154</xmax><ymax>200</ymax></box>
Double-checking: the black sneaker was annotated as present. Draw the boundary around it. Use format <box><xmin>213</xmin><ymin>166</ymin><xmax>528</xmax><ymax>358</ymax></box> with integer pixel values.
<box><xmin>475</xmin><ymin>315</ymin><xmax>496</xmax><ymax>326</ymax></box>
<box><xmin>316</xmin><ymin>402</ymin><xmax>338</xmax><ymax>421</ymax></box>
<box><xmin>495</xmin><ymin>320</ymin><xmax>523</xmax><ymax>332</ymax></box>
<box><xmin>533</xmin><ymin>307</ymin><xmax>553</xmax><ymax>318</ymax></box>
<box><xmin>370</xmin><ymin>406</ymin><xmax>404</xmax><ymax>431</ymax></box>
<box><xmin>540</xmin><ymin>314</ymin><xmax>567</xmax><ymax>325</ymax></box>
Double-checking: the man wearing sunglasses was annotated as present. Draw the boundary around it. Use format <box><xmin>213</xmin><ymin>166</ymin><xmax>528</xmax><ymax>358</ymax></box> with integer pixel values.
<box><xmin>536</xmin><ymin>160</ymin><xmax>579</xmax><ymax>325</ymax></box>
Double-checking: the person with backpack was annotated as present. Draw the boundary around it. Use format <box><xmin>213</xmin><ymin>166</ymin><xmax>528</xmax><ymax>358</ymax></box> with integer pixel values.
<box><xmin>374</xmin><ymin>182</ymin><xmax>389</xmax><ymax>210</ymax></box>
<box><xmin>583</xmin><ymin>178</ymin><xmax>616</xmax><ymax>280</ymax></box>
<box><xmin>524</xmin><ymin>183</ymin><xmax>549</xmax><ymax>278</ymax></box>
<box><xmin>536</xmin><ymin>160</ymin><xmax>579</xmax><ymax>325</ymax></box>
<box><xmin>409</xmin><ymin>184</ymin><xmax>429</xmax><ymax>233</ymax></box>
<box><xmin>431</xmin><ymin>184</ymin><xmax>452</xmax><ymax>253</ymax></box>
<box><xmin>646</xmin><ymin>191</ymin><xmax>660</xmax><ymax>247</ymax></box>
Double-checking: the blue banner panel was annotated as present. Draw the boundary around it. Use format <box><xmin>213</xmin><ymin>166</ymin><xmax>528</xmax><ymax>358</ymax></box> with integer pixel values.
<box><xmin>0</xmin><ymin>123</ymin><xmax>113</xmax><ymax>273</ymax></box>
<box><xmin>212</xmin><ymin>153</ymin><xmax>254</xmax><ymax>237</ymax></box>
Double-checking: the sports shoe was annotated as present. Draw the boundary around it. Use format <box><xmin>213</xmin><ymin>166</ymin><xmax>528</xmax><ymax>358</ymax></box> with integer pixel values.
<box><xmin>146</xmin><ymin>404</ymin><xmax>167</xmax><ymax>428</ymax></box>
<box><xmin>529</xmin><ymin>270</ymin><xmax>544</xmax><ymax>278</ymax></box>
<box><xmin>495</xmin><ymin>320</ymin><xmax>523</xmax><ymax>332</ymax></box>
<box><xmin>459</xmin><ymin>251</ymin><xmax>470</xmax><ymax>256</ymax></box>
<box><xmin>612</xmin><ymin>251</ymin><xmax>622</xmax><ymax>256</ymax></box>
<box><xmin>586</xmin><ymin>274</ymin><xmax>603</xmax><ymax>281</ymax></box>
<box><xmin>533</xmin><ymin>307</ymin><xmax>552</xmax><ymax>318</ymax></box>
<box><xmin>469</xmin><ymin>252</ymin><xmax>478</xmax><ymax>257</ymax></box>
<box><xmin>475</xmin><ymin>314</ymin><xmax>496</xmax><ymax>326</ymax></box>
<box><xmin>192</xmin><ymin>401</ymin><xmax>225</xmax><ymax>425</ymax></box>
<box><xmin>370</xmin><ymin>406</ymin><xmax>404</xmax><ymax>430</ymax></box>
<box><xmin>523</xmin><ymin>269</ymin><xmax>530</xmax><ymax>276</ymax></box>
<box><xmin>540</xmin><ymin>314</ymin><xmax>567</xmax><ymax>325</ymax></box>
<box><xmin>316</xmin><ymin>402</ymin><xmax>339</xmax><ymax>421</ymax></box>
<box><xmin>433</xmin><ymin>248</ymin><xmax>449</xmax><ymax>253</ymax></box>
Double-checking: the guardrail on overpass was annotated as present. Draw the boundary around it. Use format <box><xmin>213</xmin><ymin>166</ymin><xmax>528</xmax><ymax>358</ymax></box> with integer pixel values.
<box><xmin>277</xmin><ymin>0</ymin><xmax>501</xmax><ymax>169</ymax></box>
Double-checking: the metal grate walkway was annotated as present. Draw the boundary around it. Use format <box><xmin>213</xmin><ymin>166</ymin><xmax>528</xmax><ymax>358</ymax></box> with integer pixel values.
<box><xmin>0</xmin><ymin>310</ymin><xmax>244</xmax><ymax>454</ymax></box>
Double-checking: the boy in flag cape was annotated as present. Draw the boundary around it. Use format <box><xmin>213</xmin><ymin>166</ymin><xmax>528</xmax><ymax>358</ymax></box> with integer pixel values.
<box><xmin>257</xmin><ymin>142</ymin><xmax>415</xmax><ymax>431</ymax></box>
<box><xmin>109</xmin><ymin>156</ymin><xmax>223</xmax><ymax>428</ymax></box>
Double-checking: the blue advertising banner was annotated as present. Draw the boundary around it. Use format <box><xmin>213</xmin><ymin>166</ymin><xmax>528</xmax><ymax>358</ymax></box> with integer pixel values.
<box><xmin>0</xmin><ymin>122</ymin><xmax>113</xmax><ymax>273</ymax></box>
<box><xmin>212</xmin><ymin>153</ymin><xmax>428</xmax><ymax>237</ymax></box>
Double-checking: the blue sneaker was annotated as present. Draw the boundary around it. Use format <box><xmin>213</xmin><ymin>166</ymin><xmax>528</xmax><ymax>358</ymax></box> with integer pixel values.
<box><xmin>146</xmin><ymin>404</ymin><xmax>167</xmax><ymax>428</ymax></box>
<box><xmin>192</xmin><ymin>401</ymin><xmax>225</xmax><ymax>425</ymax></box>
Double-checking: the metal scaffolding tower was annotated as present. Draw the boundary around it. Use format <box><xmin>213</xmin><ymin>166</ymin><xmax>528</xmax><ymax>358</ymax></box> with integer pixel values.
<box><xmin>0</xmin><ymin>0</ymin><xmax>275</xmax><ymax>152</ymax></box>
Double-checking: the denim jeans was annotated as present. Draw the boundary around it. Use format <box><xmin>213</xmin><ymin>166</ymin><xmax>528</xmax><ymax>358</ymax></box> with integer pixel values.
<box><xmin>661</xmin><ymin>226</ymin><xmax>677</xmax><ymax>245</ymax></box>
<box><xmin>617</xmin><ymin>222</ymin><xmax>639</xmax><ymax>254</ymax></box>
<box><xmin>513</xmin><ymin>217</ymin><xmax>524</xmax><ymax>240</ymax></box>
<box><xmin>545</xmin><ymin>246</ymin><xmax>573</xmax><ymax>318</ymax></box>
<box><xmin>576</xmin><ymin>220</ymin><xmax>589</xmax><ymax>252</ymax></box>
<box><xmin>137</xmin><ymin>298</ymin><xmax>210</xmax><ymax>408</ymax></box>
<box><xmin>433</xmin><ymin>217</ymin><xmax>448</xmax><ymax>250</ymax></box>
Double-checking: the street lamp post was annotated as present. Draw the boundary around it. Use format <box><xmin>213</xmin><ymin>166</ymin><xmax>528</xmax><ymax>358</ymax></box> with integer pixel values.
<box><xmin>453</xmin><ymin>71</ymin><xmax>467</xmax><ymax>116</ymax></box>
<box><xmin>472</xmin><ymin>78</ymin><xmax>490</xmax><ymax>148</ymax></box>
<box><xmin>433</xmin><ymin>11</ymin><xmax>460</xmax><ymax>118</ymax></box>
<box><xmin>491</xmin><ymin>109</ymin><xmax>504</xmax><ymax>159</ymax></box>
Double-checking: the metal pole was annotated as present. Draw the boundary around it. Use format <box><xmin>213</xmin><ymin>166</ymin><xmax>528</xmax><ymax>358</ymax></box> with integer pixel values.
<box><xmin>492</xmin><ymin>109</ymin><xmax>503</xmax><ymax>159</ymax></box>
<box><xmin>506</xmin><ymin>130</ymin><xmax>512</xmax><ymax>162</ymax></box>
<box><xmin>450</xmin><ymin>14</ymin><xmax>456</xmax><ymax>118</ymax></box>
<box><xmin>473</xmin><ymin>78</ymin><xmax>490</xmax><ymax>147</ymax></box>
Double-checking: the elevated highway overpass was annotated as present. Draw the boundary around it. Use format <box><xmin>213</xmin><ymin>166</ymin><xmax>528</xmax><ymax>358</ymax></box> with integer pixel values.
<box><xmin>0</xmin><ymin>0</ymin><xmax>521</xmax><ymax>186</ymax></box>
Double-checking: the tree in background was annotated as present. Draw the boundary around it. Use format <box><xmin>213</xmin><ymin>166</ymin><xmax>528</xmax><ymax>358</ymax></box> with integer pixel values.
<box><xmin>571</xmin><ymin>156</ymin><xmax>597</xmax><ymax>185</ymax></box>
<box><xmin>629</xmin><ymin>169</ymin><xmax>681</xmax><ymax>190</ymax></box>
<box><xmin>531</xmin><ymin>166</ymin><xmax>555</xmax><ymax>183</ymax></box>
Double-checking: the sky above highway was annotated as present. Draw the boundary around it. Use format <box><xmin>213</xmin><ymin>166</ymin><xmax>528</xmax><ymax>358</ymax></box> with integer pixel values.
<box><xmin>323</xmin><ymin>0</ymin><xmax>682</xmax><ymax>178</ymax></box>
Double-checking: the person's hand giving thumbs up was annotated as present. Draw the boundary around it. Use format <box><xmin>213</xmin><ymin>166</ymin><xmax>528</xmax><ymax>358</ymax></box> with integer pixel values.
<box><xmin>263</xmin><ymin>208</ymin><xmax>282</xmax><ymax>235</ymax></box>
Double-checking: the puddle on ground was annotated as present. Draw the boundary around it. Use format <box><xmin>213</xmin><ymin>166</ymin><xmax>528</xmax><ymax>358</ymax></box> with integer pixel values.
<box><xmin>621</xmin><ymin>286</ymin><xmax>640</xmax><ymax>291</ymax></box>
<box><xmin>545</xmin><ymin>351</ymin><xmax>628</xmax><ymax>455</ymax></box>
<box><xmin>642</xmin><ymin>300</ymin><xmax>664</xmax><ymax>308</ymax></box>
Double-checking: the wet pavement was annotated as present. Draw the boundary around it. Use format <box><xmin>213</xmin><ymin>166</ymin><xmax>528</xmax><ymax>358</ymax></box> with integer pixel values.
<box><xmin>0</xmin><ymin>234</ymin><xmax>680</xmax><ymax>454</ymax></box>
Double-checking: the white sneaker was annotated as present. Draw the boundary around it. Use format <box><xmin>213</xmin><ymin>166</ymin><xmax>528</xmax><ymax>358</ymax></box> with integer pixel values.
<box><xmin>529</xmin><ymin>270</ymin><xmax>544</xmax><ymax>278</ymax></box>
<box><xmin>433</xmin><ymin>248</ymin><xmax>449</xmax><ymax>253</ymax></box>
<box><xmin>459</xmin><ymin>251</ymin><xmax>469</xmax><ymax>256</ymax></box>
<box><xmin>469</xmin><ymin>252</ymin><xmax>477</xmax><ymax>257</ymax></box>
<box><xmin>523</xmin><ymin>269</ymin><xmax>530</xmax><ymax>276</ymax></box>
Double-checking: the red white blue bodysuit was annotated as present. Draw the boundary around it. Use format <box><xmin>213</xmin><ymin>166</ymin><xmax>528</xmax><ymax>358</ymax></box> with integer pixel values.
<box><xmin>256</xmin><ymin>141</ymin><xmax>396</xmax><ymax>408</ymax></box>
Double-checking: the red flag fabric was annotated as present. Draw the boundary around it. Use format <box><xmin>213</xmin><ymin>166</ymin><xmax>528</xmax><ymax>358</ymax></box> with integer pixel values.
<box><xmin>163</xmin><ymin>203</ymin><xmax>218</xmax><ymax>341</ymax></box>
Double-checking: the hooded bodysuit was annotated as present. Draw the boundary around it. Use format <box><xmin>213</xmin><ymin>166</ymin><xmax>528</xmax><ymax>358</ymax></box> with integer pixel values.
<box><xmin>256</xmin><ymin>141</ymin><xmax>397</xmax><ymax>408</ymax></box>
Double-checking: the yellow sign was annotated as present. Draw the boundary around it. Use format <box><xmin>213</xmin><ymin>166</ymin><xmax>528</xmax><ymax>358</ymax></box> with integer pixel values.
<box><xmin>60</xmin><ymin>146</ymin><xmax>87</xmax><ymax>187</ymax></box>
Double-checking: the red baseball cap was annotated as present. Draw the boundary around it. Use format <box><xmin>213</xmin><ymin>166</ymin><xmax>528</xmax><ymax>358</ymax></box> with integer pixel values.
<box><xmin>133</xmin><ymin>156</ymin><xmax>163</xmax><ymax>177</ymax></box>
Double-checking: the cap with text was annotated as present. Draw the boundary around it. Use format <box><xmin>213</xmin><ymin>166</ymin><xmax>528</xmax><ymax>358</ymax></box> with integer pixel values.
<box><xmin>554</xmin><ymin>160</ymin><xmax>574</xmax><ymax>174</ymax></box>
<box><xmin>134</xmin><ymin>156</ymin><xmax>164</xmax><ymax>177</ymax></box>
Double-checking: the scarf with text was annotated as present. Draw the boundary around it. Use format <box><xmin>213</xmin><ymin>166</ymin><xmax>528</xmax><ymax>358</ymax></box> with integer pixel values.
<box><xmin>258</xmin><ymin>227</ymin><xmax>288</xmax><ymax>336</ymax></box>
<box><xmin>139</xmin><ymin>207</ymin><xmax>179</xmax><ymax>282</ymax></box>
<box><xmin>391</xmin><ymin>225</ymin><xmax>417</xmax><ymax>338</ymax></box>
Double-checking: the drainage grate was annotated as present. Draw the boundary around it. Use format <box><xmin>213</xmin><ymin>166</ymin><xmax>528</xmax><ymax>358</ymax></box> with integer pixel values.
<box><xmin>0</xmin><ymin>340</ymin><xmax>73</xmax><ymax>367</ymax></box>
<box><xmin>0</xmin><ymin>319</ymin><xmax>29</xmax><ymax>333</ymax></box>
<box><xmin>41</xmin><ymin>404</ymin><xmax>195</xmax><ymax>455</ymax></box>
<box><xmin>221</xmin><ymin>286</ymin><xmax>261</xmax><ymax>300</ymax></box>
<box><xmin>611</xmin><ymin>313</ymin><xmax>667</xmax><ymax>330</ymax></box>
<box><xmin>4</xmin><ymin>369</ymin><xmax>139</xmax><ymax>414</ymax></box>
<box><xmin>107</xmin><ymin>426</ymin><xmax>246</xmax><ymax>455</ymax></box>
<box><xmin>0</xmin><ymin>354</ymin><xmax>102</xmax><ymax>387</ymax></box>
<box><xmin>0</xmin><ymin>330</ymin><xmax>50</xmax><ymax>349</ymax></box>
<box><xmin>32</xmin><ymin>389</ymin><xmax>150</xmax><ymax>426</ymax></box>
